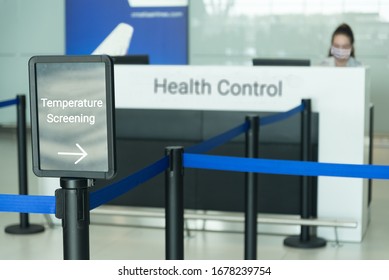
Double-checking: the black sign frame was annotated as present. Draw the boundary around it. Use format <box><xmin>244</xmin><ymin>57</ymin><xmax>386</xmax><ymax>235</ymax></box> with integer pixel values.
<box><xmin>29</xmin><ymin>55</ymin><xmax>116</xmax><ymax>179</ymax></box>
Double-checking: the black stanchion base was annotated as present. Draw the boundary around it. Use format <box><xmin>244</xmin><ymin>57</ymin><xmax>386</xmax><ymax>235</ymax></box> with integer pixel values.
<box><xmin>284</xmin><ymin>235</ymin><xmax>327</xmax><ymax>249</ymax></box>
<box><xmin>5</xmin><ymin>224</ymin><xmax>45</xmax><ymax>235</ymax></box>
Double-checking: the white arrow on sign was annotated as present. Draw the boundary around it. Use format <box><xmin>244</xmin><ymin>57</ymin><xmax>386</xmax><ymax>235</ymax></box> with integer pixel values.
<box><xmin>58</xmin><ymin>143</ymin><xmax>88</xmax><ymax>164</ymax></box>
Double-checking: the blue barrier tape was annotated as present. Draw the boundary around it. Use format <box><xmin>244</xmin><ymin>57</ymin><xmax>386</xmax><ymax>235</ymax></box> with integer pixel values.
<box><xmin>0</xmin><ymin>102</ymin><xmax>307</xmax><ymax>214</ymax></box>
<box><xmin>0</xmin><ymin>98</ymin><xmax>18</xmax><ymax>109</ymax></box>
<box><xmin>184</xmin><ymin>153</ymin><xmax>389</xmax><ymax>180</ymax></box>
<box><xmin>186</xmin><ymin>103</ymin><xmax>304</xmax><ymax>154</ymax></box>
<box><xmin>90</xmin><ymin>156</ymin><xmax>169</xmax><ymax>210</ymax></box>
<box><xmin>260</xmin><ymin>103</ymin><xmax>304</xmax><ymax>126</ymax></box>
<box><xmin>0</xmin><ymin>157</ymin><xmax>168</xmax><ymax>214</ymax></box>
<box><xmin>186</xmin><ymin>122</ymin><xmax>249</xmax><ymax>154</ymax></box>
<box><xmin>0</xmin><ymin>194</ymin><xmax>55</xmax><ymax>214</ymax></box>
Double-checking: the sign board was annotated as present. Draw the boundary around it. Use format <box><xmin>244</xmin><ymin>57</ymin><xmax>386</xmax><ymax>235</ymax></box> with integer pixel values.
<box><xmin>65</xmin><ymin>0</ymin><xmax>188</xmax><ymax>64</ymax></box>
<box><xmin>29</xmin><ymin>55</ymin><xmax>116</xmax><ymax>179</ymax></box>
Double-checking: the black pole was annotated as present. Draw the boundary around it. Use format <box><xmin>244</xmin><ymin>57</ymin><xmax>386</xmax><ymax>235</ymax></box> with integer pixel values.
<box><xmin>300</xmin><ymin>99</ymin><xmax>312</xmax><ymax>242</ymax></box>
<box><xmin>56</xmin><ymin>178</ymin><xmax>90</xmax><ymax>260</ymax></box>
<box><xmin>368</xmin><ymin>104</ymin><xmax>374</xmax><ymax>206</ymax></box>
<box><xmin>244</xmin><ymin>115</ymin><xmax>259</xmax><ymax>260</ymax></box>
<box><xmin>284</xmin><ymin>99</ymin><xmax>326</xmax><ymax>248</ymax></box>
<box><xmin>5</xmin><ymin>95</ymin><xmax>45</xmax><ymax>235</ymax></box>
<box><xmin>165</xmin><ymin>146</ymin><xmax>184</xmax><ymax>260</ymax></box>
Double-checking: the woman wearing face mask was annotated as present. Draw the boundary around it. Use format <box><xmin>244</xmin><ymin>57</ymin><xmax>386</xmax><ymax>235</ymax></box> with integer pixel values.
<box><xmin>321</xmin><ymin>23</ymin><xmax>362</xmax><ymax>67</ymax></box>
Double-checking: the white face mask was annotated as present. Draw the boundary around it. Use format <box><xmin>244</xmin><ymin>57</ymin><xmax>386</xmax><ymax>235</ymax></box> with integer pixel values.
<box><xmin>331</xmin><ymin>46</ymin><xmax>351</xmax><ymax>60</ymax></box>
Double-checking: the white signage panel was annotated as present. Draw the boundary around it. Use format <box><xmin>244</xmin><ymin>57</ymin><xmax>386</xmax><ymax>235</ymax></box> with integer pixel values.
<box><xmin>115</xmin><ymin>65</ymin><xmax>304</xmax><ymax>111</ymax></box>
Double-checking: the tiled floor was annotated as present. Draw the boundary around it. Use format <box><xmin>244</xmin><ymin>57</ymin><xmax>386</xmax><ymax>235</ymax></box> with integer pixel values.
<box><xmin>1</xmin><ymin>129</ymin><xmax>389</xmax><ymax>260</ymax></box>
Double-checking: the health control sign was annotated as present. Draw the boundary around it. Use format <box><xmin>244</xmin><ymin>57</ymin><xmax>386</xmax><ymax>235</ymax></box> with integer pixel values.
<box><xmin>114</xmin><ymin>65</ymin><xmax>300</xmax><ymax>112</ymax></box>
<box><xmin>29</xmin><ymin>55</ymin><xmax>116</xmax><ymax>179</ymax></box>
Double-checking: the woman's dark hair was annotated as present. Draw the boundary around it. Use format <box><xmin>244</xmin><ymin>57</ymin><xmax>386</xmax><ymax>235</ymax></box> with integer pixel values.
<box><xmin>328</xmin><ymin>23</ymin><xmax>355</xmax><ymax>57</ymax></box>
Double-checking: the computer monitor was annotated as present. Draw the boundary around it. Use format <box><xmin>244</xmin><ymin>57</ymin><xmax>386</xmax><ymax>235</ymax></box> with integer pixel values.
<box><xmin>112</xmin><ymin>55</ymin><xmax>149</xmax><ymax>65</ymax></box>
<box><xmin>252</xmin><ymin>58</ymin><xmax>310</xmax><ymax>66</ymax></box>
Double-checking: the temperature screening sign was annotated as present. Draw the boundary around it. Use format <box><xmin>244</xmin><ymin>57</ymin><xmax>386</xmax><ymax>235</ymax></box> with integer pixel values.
<box><xmin>29</xmin><ymin>55</ymin><xmax>116</xmax><ymax>179</ymax></box>
<box><xmin>40</xmin><ymin>98</ymin><xmax>103</xmax><ymax>125</ymax></box>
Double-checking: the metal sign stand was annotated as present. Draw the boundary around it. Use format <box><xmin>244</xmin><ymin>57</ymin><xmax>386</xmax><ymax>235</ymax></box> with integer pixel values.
<box><xmin>55</xmin><ymin>178</ymin><xmax>91</xmax><ymax>260</ymax></box>
<box><xmin>28</xmin><ymin>55</ymin><xmax>115</xmax><ymax>259</ymax></box>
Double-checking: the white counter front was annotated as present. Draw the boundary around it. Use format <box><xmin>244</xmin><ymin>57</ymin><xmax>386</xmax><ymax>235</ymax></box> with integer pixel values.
<box><xmin>115</xmin><ymin>65</ymin><xmax>370</xmax><ymax>242</ymax></box>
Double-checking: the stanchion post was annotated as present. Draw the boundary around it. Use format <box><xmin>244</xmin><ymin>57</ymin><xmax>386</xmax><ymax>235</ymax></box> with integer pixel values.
<box><xmin>244</xmin><ymin>115</ymin><xmax>259</xmax><ymax>260</ymax></box>
<box><xmin>284</xmin><ymin>99</ymin><xmax>326</xmax><ymax>248</ymax></box>
<box><xmin>165</xmin><ymin>146</ymin><xmax>184</xmax><ymax>260</ymax></box>
<box><xmin>300</xmin><ymin>99</ymin><xmax>312</xmax><ymax>242</ymax></box>
<box><xmin>56</xmin><ymin>178</ymin><xmax>90</xmax><ymax>260</ymax></box>
<box><xmin>368</xmin><ymin>104</ymin><xmax>374</xmax><ymax>204</ymax></box>
<box><xmin>5</xmin><ymin>95</ymin><xmax>45</xmax><ymax>235</ymax></box>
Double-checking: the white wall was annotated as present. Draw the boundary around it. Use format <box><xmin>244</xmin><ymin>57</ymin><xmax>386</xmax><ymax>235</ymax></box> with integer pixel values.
<box><xmin>0</xmin><ymin>0</ymin><xmax>65</xmax><ymax>125</ymax></box>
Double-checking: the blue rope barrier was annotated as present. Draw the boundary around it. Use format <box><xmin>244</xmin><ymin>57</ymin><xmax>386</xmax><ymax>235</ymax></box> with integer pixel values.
<box><xmin>186</xmin><ymin>122</ymin><xmax>249</xmax><ymax>154</ymax></box>
<box><xmin>260</xmin><ymin>103</ymin><xmax>305</xmax><ymax>126</ymax></box>
<box><xmin>0</xmin><ymin>157</ymin><xmax>169</xmax><ymax>214</ymax></box>
<box><xmin>185</xmin><ymin>104</ymin><xmax>305</xmax><ymax>154</ymax></box>
<box><xmin>0</xmin><ymin>98</ymin><xmax>18</xmax><ymax>108</ymax></box>
<box><xmin>184</xmin><ymin>153</ymin><xmax>389</xmax><ymax>180</ymax></box>
<box><xmin>186</xmin><ymin>103</ymin><xmax>305</xmax><ymax>154</ymax></box>
<box><xmin>90</xmin><ymin>156</ymin><xmax>169</xmax><ymax>210</ymax></box>
<box><xmin>0</xmin><ymin>102</ymin><xmax>306</xmax><ymax>214</ymax></box>
<box><xmin>0</xmin><ymin>194</ymin><xmax>55</xmax><ymax>214</ymax></box>
<box><xmin>3</xmin><ymin>152</ymin><xmax>386</xmax><ymax>214</ymax></box>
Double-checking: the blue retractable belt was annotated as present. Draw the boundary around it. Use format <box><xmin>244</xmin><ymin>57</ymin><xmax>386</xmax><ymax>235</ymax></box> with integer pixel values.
<box><xmin>260</xmin><ymin>103</ymin><xmax>305</xmax><ymax>126</ymax></box>
<box><xmin>0</xmin><ymin>98</ymin><xmax>18</xmax><ymax>109</ymax></box>
<box><xmin>90</xmin><ymin>156</ymin><xmax>169</xmax><ymax>209</ymax></box>
<box><xmin>184</xmin><ymin>153</ymin><xmax>389</xmax><ymax>180</ymax></box>
<box><xmin>0</xmin><ymin>194</ymin><xmax>55</xmax><ymax>214</ymax></box>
